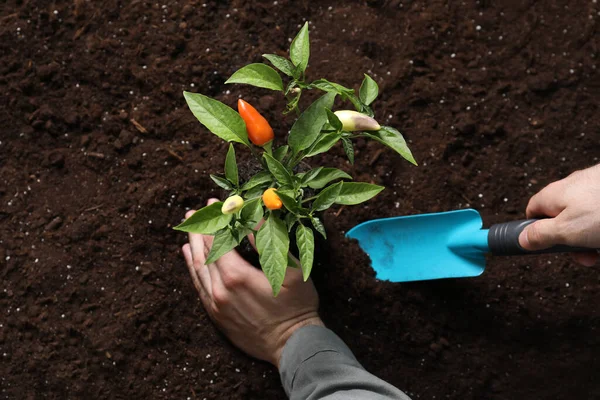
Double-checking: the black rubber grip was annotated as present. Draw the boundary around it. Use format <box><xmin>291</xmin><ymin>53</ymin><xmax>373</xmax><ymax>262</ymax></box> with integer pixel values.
<box><xmin>488</xmin><ymin>219</ymin><xmax>595</xmax><ymax>256</ymax></box>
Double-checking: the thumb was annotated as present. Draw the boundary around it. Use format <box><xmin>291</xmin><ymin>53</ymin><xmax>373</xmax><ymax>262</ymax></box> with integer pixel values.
<box><xmin>518</xmin><ymin>219</ymin><xmax>562</xmax><ymax>251</ymax></box>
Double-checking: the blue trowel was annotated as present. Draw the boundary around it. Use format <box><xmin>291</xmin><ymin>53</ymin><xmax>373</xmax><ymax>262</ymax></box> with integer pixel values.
<box><xmin>346</xmin><ymin>209</ymin><xmax>596</xmax><ymax>282</ymax></box>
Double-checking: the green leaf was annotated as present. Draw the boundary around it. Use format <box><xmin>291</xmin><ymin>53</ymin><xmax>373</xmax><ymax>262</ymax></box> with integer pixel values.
<box><xmin>256</xmin><ymin>214</ymin><xmax>290</xmax><ymax>296</ymax></box>
<box><xmin>288</xmin><ymin>92</ymin><xmax>336</xmax><ymax>153</ymax></box>
<box><xmin>173</xmin><ymin>202</ymin><xmax>232</xmax><ymax>234</ymax></box>
<box><xmin>183</xmin><ymin>92</ymin><xmax>249</xmax><ymax>146</ymax></box>
<box><xmin>361</xmin><ymin>104</ymin><xmax>375</xmax><ymax>118</ymax></box>
<box><xmin>240</xmin><ymin>198</ymin><xmax>263</xmax><ymax>227</ymax></box>
<box><xmin>359</xmin><ymin>74</ymin><xmax>379</xmax><ymax>106</ymax></box>
<box><xmin>235</xmin><ymin>227</ymin><xmax>253</xmax><ymax>243</ymax></box>
<box><xmin>310</xmin><ymin>216</ymin><xmax>327</xmax><ymax>239</ymax></box>
<box><xmin>310</xmin><ymin>79</ymin><xmax>363</xmax><ymax>111</ymax></box>
<box><xmin>341</xmin><ymin>137</ymin><xmax>354</xmax><ymax>164</ymax></box>
<box><xmin>276</xmin><ymin>187</ymin><xmax>296</xmax><ymax>199</ymax></box>
<box><xmin>241</xmin><ymin>171</ymin><xmax>273</xmax><ymax>191</ymax></box>
<box><xmin>285</xmin><ymin>212</ymin><xmax>298</xmax><ymax>232</ymax></box>
<box><xmin>300</xmin><ymin>167</ymin><xmax>323</xmax><ymax>186</ymax></box>
<box><xmin>210</xmin><ymin>174</ymin><xmax>234</xmax><ymax>190</ymax></box>
<box><xmin>296</xmin><ymin>224</ymin><xmax>314</xmax><ymax>281</ymax></box>
<box><xmin>306</xmin><ymin>168</ymin><xmax>352</xmax><ymax>189</ymax></box>
<box><xmin>225</xmin><ymin>144</ymin><xmax>239</xmax><ymax>186</ymax></box>
<box><xmin>325</xmin><ymin>109</ymin><xmax>343</xmax><ymax>131</ymax></box>
<box><xmin>273</xmin><ymin>145</ymin><xmax>289</xmax><ymax>163</ymax></box>
<box><xmin>290</xmin><ymin>22</ymin><xmax>310</xmax><ymax>72</ymax></box>
<box><xmin>310</xmin><ymin>79</ymin><xmax>354</xmax><ymax>97</ymax></box>
<box><xmin>262</xmin><ymin>54</ymin><xmax>296</xmax><ymax>77</ymax></box>
<box><xmin>244</xmin><ymin>186</ymin><xmax>264</xmax><ymax>200</ymax></box>
<box><xmin>263</xmin><ymin>153</ymin><xmax>293</xmax><ymax>185</ymax></box>
<box><xmin>335</xmin><ymin>182</ymin><xmax>384</xmax><ymax>205</ymax></box>
<box><xmin>305</xmin><ymin>132</ymin><xmax>341</xmax><ymax>157</ymax></box>
<box><xmin>277</xmin><ymin>191</ymin><xmax>300</xmax><ymax>214</ymax></box>
<box><xmin>206</xmin><ymin>229</ymin><xmax>239</xmax><ymax>264</ymax></box>
<box><xmin>263</xmin><ymin>140</ymin><xmax>273</xmax><ymax>156</ymax></box>
<box><xmin>366</xmin><ymin>126</ymin><xmax>417</xmax><ymax>165</ymax></box>
<box><xmin>312</xmin><ymin>181</ymin><xmax>343</xmax><ymax>211</ymax></box>
<box><xmin>225</xmin><ymin>63</ymin><xmax>284</xmax><ymax>92</ymax></box>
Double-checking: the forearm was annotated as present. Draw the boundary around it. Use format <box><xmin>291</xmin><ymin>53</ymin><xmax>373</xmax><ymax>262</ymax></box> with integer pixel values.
<box><xmin>279</xmin><ymin>325</ymin><xmax>411</xmax><ymax>400</ymax></box>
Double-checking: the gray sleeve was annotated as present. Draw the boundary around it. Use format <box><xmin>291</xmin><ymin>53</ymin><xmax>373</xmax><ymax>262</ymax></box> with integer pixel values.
<box><xmin>279</xmin><ymin>325</ymin><xmax>411</xmax><ymax>400</ymax></box>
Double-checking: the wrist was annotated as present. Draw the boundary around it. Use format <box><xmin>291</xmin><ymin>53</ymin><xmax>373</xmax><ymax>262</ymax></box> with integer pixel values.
<box><xmin>272</xmin><ymin>314</ymin><xmax>324</xmax><ymax>368</ymax></box>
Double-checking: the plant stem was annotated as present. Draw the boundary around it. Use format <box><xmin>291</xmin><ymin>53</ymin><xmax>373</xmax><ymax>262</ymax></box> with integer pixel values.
<box><xmin>301</xmin><ymin>195</ymin><xmax>318</xmax><ymax>204</ymax></box>
<box><xmin>249</xmin><ymin>145</ymin><xmax>262</xmax><ymax>163</ymax></box>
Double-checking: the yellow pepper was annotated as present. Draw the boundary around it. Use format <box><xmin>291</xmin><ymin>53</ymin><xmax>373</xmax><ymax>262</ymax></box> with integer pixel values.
<box><xmin>221</xmin><ymin>195</ymin><xmax>244</xmax><ymax>214</ymax></box>
<box><xmin>262</xmin><ymin>188</ymin><xmax>282</xmax><ymax>210</ymax></box>
<box><xmin>334</xmin><ymin>110</ymin><xmax>381</xmax><ymax>131</ymax></box>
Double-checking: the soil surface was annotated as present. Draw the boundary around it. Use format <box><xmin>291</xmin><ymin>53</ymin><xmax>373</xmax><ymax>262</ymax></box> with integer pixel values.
<box><xmin>1</xmin><ymin>0</ymin><xmax>599</xmax><ymax>399</ymax></box>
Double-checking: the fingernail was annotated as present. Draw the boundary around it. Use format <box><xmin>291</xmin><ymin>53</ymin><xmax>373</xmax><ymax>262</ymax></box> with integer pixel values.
<box><xmin>206</xmin><ymin>198</ymin><xmax>219</xmax><ymax>205</ymax></box>
<box><xmin>518</xmin><ymin>228</ymin><xmax>529</xmax><ymax>248</ymax></box>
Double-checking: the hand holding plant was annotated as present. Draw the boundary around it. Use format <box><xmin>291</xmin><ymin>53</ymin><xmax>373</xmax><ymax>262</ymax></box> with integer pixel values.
<box><xmin>181</xmin><ymin>203</ymin><xmax>323</xmax><ymax>367</ymax></box>
<box><xmin>175</xmin><ymin>23</ymin><xmax>417</xmax><ymax>296</ymax></box>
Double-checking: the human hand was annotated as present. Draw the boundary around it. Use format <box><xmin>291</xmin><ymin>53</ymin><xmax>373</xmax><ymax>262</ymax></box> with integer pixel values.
<box><xmin>519</xmin><ymin>164</ymin><xmax>600</xmax><ymax>266</ymax></box>
<box><xmin>181</xmin><ymin>199</ymin><xmax>324</xmax><ymax>367</ymax></box>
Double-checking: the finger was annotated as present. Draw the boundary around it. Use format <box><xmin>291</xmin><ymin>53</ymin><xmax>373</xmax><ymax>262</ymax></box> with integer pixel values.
<box><xmin>182</xmin><ymin>244</ymin><xmax>211</xmax><ymax>307</ymax></box>
<box><xmin>247</xmin><ymin>218</ymin><xmax>265</xmax><ymax>252</ymax></box>
<box><xmin>247</xmin><ymin>233</ymin><xmax>257</xmax><ymax>252</ymax></box>
<box><xmin>185</xmin><ymin>240</ymin><xmax>213</xmax><ymax>297</ymax></box>
<box><xmin>182</xmin><ymin>244</ymin><xmax>202</xmax><ymax>293</ymax></box>
<box><xmin>283</xmin><ymin>262</ymin><xmax>305</xmax><ymax>286</ymax></box>
<box><xmin>215</xmin><ymin>246</ymin><xmax>265</xmax><ymax>289</ymax></box>
<box><xmin>518</xmin><ymin>218</ymin><xmax>563</xmax><ymax>251</ymax></box>
<box><xmin>188</xmin><ymin>233</ymin><xmax>213</xmax><ymax>297</ymax></box>
<box><xmin>525</xmin><ymin>182</ymin><xmax>567</xmax><ymax>219</ymax></box>
<box><xmin>571</xmin><ymin>251</ymin><xmax>599</xmax><ymax>267</ymax></box>
<box><xmin>189</xmin><ymin>229</ymin><xmax>213</xmax><ymax>291</ymax></box>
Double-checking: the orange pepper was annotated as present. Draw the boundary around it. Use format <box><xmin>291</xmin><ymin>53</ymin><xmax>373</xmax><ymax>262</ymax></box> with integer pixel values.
<box><xmin>237</xmin><ymin>99</ymin><xmax>274</xmax><ymax>146</ymax></box>
<box><xmin>262</xmin><ymin>188</ymin><xmax>282</xmax><ymax>210</ymax></box>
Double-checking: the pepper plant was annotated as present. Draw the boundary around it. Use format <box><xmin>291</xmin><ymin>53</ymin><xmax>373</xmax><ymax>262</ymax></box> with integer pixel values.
<box><xmin>175</xmin><ymin>22</ymin><xmax>417</xmax><ymax>296</ymax></box>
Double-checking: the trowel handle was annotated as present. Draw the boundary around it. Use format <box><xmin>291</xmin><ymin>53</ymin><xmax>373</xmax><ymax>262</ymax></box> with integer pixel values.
<box><xmin>488</xmin><ymin>219</ymin><xmax>596</xmax><ymax>256</ymax></box>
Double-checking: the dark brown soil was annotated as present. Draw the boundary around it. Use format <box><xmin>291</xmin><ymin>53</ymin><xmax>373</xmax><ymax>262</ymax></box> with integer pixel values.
<box><xmin>1</xmin><ymin>0</ymin><xmax>599</xmax><ymax>399</ymax></box>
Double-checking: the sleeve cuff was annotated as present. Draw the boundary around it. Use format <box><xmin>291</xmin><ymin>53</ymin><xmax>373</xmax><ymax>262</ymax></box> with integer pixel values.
<box><xmin>279</xmin><ymin>324</ymin><xmax>361</xmax><ymax>396</ymax></box>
